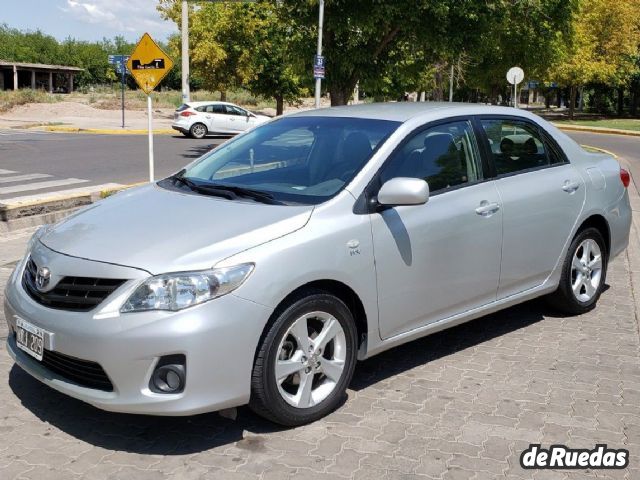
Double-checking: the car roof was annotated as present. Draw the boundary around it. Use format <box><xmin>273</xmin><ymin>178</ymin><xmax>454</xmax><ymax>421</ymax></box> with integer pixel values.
<box><xmin>289</xmin><ymin>102</ymin><xmax>535</xmax><ymax>123</ymax></box>
<box><xmin>185</xmin><ymin>101</ymin><xmax>236</xmax><ymax>108</ymax></box>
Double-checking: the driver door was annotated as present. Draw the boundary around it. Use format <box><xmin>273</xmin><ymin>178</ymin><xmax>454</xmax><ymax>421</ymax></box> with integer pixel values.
<box><xmin>370</xmin><ymin>119</ymin><xmax>503</xmax><ymax>339</ymax></box>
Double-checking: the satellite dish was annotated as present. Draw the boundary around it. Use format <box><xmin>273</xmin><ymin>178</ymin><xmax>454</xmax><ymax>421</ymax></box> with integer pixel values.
<box><xmin>507</xmin><ymin>67</ymin><xmax>524</xmax><ymax>85</ymax></box>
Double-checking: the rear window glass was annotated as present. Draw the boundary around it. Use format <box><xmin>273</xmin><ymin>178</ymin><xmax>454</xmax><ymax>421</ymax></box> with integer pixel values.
<box><xmin>176</xmin><ymin>104</ymin><xmax>190</xmax><ymax>112</ymax></box>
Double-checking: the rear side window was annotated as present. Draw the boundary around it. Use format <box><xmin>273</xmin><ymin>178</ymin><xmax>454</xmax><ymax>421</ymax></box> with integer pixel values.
<box><xmin>480</xmin><ymin>119</ymin><xmax>553</xmax><ymax>175</ymax></box>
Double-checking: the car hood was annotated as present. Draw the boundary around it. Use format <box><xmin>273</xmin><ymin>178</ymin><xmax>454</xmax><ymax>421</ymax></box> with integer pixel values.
<box><xmin>40</xmin><ymin>184</ymin><xmax>313</xmax><ymax>274</ymax></box>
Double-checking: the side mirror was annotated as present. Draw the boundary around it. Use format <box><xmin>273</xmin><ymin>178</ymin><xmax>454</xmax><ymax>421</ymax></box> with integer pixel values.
<box><xmin>377</xmin><ymin>177</ymin><xmax>429</xmax><ymax>207</ymax></box>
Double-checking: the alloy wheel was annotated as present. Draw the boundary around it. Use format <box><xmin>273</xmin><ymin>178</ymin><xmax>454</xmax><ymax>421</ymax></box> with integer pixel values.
<box><xmin>570</xmin><ymin>238</ymin><xmax>603</xmax><ymax>303</ymax></box>
<box><xmin>274</xmin><ymin>311</ymin><xmax>346</xmax><ymax>409</ymax></box>
<box><xmin>191</xmin><ymin>124</ymin><xmax>206</xmax><ymax>138</ymax></box>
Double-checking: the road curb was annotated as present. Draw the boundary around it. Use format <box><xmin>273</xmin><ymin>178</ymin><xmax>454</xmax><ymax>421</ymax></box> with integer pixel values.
<box><xmin>38</xmin><ymin>126</ymin><xmax>176</xmax><ymax>135</ymax></box>
<box><xmin>0</xmin><ymin>183</ymin><xmax>143</xmax><ymax>232</ymax></box>
<box><xmin>554</xmin><ymin>123</ymin><xmax>640</xmax><ymax>137</ymax></box>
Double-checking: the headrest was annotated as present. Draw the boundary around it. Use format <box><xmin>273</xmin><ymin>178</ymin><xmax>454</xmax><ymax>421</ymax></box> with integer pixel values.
<box><xmin>423</xmin><ymin>133</ymin><xmax>455</xmax><ymax>157</ymax></box>
<box><xmin>500</xmin><ymin>137</ymin><xmax>515</xmax><ymax>154</ymax></box>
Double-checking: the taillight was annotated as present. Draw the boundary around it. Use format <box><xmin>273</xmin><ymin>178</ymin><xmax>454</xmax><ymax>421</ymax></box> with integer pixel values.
<box><xmin>180</xmin><ymin>111</ymin><xmax>196</xmax><ymax>117</ymax></box>
<box><xmin>620</xmin><ymin>168</ymin><xmax>630</xmax><ymax>188</ymax></box>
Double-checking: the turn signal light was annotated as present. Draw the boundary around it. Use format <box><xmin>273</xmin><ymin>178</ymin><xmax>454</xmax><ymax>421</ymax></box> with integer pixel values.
<box><xmin>620</xmin><ymin>168</ymin><xmax>630</xmax><ymax>188</ymax></box>
<box><xmin>180</xmin><ymin>111</ymin><xmax>196</xmax><ymax>117</ymax></box>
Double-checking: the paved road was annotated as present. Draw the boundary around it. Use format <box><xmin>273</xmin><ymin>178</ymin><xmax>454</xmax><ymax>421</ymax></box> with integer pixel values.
<box><xmin>0</xmin><ymin>132</ymin><xmax>639</xmax><ymax>479</ymax></box>
<box><xmin>0</xmin><ymin>130</ymin><xmax>227</xmax><ymax>201</ymax></box>
<box><xmin>564</xmin><ymin>131</ymin><xmax>640</xmax><ymax>194</ymax></box>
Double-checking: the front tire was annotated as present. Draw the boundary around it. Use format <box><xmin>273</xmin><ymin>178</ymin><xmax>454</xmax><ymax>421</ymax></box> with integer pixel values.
<box><xmin>189</xmin><ymin>122</ymin><xmax>208</xmax><ymax>139</ymax></box>
<box><xmin>547</xmin><ymin>227</ymin><xmax>607</xmax><ymax>315</ymax></box>
<box><xmin>249</xmin><ymin>290</ymin><xmax>358</xmax><ymax>426</ymax></box>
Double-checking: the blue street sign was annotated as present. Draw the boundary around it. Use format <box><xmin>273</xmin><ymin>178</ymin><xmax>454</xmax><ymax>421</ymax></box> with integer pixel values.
<box><xmin>108</xmin><ymin>54</ymin><xmax>130</xmax><ymax>65</ymax></box>
<box><xmin>115</xmin><ymin>64</ymin><xmax>130</xmax><ymax>75</ymax></box>
<box><xmin>313</xmin><ymin>55</ymin><xmax>325</xmax><ymax>79</ymax></box>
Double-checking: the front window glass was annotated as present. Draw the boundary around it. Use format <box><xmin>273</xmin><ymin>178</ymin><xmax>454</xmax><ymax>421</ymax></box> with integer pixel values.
<box><xmin>225</xmin><ymin>105</ymin><xmax>246</xmax><ymax>116</ymax></box>
<box><xmin>380</xmin><ymin>120</ymin><xmax>482</xmax><ymax>193</ymax></box>
<box><xmin>172</xmin><ymin>116</ymin><xmax>400</xmax><ymax>205</ymax></box>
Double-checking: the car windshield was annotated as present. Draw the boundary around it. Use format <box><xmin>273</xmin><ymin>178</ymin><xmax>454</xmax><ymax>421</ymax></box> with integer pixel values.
<box><xmin>169</xmin><ymin>116</ymin><xmax>400</xmax><ymax>205</ymax></box>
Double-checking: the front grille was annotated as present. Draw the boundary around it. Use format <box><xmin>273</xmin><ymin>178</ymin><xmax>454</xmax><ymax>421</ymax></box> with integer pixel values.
<box><xmin>23</xmin><ymin>258</ymin><xmax>126</xmax><ymax>312</ymax></box>
<box><xmin>12</xmin><ymin>333</ymin><xmax>114</xmax><ymax>391</ymax></box>
<box><xmin>42</xmin><ymin>349</ymin><xmax>114</xmax><ymax>391</ymax></box>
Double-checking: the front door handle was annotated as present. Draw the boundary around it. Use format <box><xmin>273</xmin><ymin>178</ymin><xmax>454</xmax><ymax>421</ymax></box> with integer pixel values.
<box><xmin>475</xmin><ymin>201</ymin><xmax>500</xmax><ymax>216</ymax></box>
<box><xmin>562</xmin><ymin>180</ymin><xmax>580</xmax><ymax>193</ymax></box>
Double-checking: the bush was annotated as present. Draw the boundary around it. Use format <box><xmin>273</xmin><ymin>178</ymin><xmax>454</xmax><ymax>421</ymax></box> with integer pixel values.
<box><xmin>0</xmin><ymin>89</ymin><xmax>58</xmax><ymax>112</ymax></box>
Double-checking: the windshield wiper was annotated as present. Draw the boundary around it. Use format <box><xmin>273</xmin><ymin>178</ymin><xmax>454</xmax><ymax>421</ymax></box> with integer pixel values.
<box><xmin>205</xmin><ymin>184</ymin><xmax>285</xmax><ymax>205</ymax></box>
<box><xmin>170</xmin><ymin>173</ymin><xmax>283</xmax><ymax>205</ymax></box>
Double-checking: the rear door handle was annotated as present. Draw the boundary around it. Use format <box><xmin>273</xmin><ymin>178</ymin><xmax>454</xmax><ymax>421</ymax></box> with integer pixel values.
<box><xmin>475</xmin><ymin>201</ymin><xmax>500</xmax><ymax>216</ymax></box>
<box><xmin>562</xmin><ymin>180</ymin><xmax>580</xmax><ymax>193</ymax></box>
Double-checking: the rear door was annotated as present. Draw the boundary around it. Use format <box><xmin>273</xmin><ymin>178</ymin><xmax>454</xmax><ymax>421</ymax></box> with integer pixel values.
<box><xmin>477</xmin><ymin>116</ymin><xmax>586</xmax><ymax>299</ymax></box>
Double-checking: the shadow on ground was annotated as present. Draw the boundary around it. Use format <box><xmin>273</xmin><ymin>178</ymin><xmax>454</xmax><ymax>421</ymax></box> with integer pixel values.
<box><xmin>8</xmin><ymin>295</ymin><xmax>575</xmax><ymax>455</ymax></box>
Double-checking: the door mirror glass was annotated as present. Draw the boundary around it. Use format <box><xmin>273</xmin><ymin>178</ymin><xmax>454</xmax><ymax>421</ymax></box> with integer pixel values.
<box><xmin>377</xmin><ymin>177</ymin><xmax>429</xmax><ymax>206</ymax></box>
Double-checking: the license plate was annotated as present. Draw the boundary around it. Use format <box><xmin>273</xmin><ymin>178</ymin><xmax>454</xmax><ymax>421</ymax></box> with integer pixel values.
<box><xmin>15</xmin><ymin>317</ymin><xmax>44</xmax><ymax>361</ymax></box>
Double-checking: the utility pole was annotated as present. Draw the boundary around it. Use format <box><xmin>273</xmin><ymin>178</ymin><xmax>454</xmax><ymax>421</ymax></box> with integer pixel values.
<box><xmin>315</xmin><ymin>0</ymin><xmax>325</xmax><ymax>109</ymax></box>
<box><xmin>181</xmin><ymin>0</ymin><xmax>190</xmax><ymax>103</ymax></box>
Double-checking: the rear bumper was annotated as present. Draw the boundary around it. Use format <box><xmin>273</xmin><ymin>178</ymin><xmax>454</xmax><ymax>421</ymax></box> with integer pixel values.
<box><xmin>608</xmin><ymin>189</ymin><xmax>632</xmax><ymax>260</ymax></box>
<box><xmin>171</xmin><ymin>125</ymin><xmax>188</xmax><ymax>134</ymax></box>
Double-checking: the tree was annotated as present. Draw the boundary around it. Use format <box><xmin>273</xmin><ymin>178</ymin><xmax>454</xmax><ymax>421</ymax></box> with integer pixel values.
<box><xmin>550</xmin><ymin>0</ymin><xmax>640</xmax><ymax>118</ymax></box>
<box><xmin>158</xmin><ymin>0</ymin><xmax>306</xmax><ymax>114</ymax></box>
<box><xmin>467</xmin><ymin>0</ymin><xmax>576</xmax><ymax>105</ymax></box>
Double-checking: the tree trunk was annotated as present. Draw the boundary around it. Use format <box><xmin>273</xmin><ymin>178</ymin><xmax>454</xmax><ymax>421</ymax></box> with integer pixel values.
<box><xmin>631</xmin><ymin>87</ymin><xmax>639</xmax><ymax>116</ymax></box>
<box><xmin>545</xmin><ymin>92</ymin><xmax>551</xmax><ymax>109</ymax></box>
<box><xmin>275</xmin><ymin>95</ymin><xmax>284</xmax><ymax>116</ymax></box>
<box><xmin>578</xmin><ymin>87</ymin><xmax>584</xmax><ymax>112</ymax></box>
<box><xmin>617</xmin><ymin>87</ymin><xmax>624</xmax><ymax>116</ymax></box>
<box><xmin>569</xmin><ymin>85</ymin><xmax>577</xmax><ymax>120</ymax></box>
<box><xmin>329</xmin><ymin>86</ymin><xmax>351</xmax><ymax>106</ymax></box>
<box><xmin>220</xmin><ymin>91</ymin><xmax>227</xmax><ymax>102</ymax></box>
<box><xmin>556</xmin><ymin>89</ymin><xmax>562</xmax><ymax>108</ymax></box>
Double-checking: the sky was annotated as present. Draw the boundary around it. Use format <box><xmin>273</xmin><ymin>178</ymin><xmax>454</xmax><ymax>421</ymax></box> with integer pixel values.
<box><xmin>2</xmin><ymin>0</ymin><xmax>178</xmax><ymax>42</ymax></box>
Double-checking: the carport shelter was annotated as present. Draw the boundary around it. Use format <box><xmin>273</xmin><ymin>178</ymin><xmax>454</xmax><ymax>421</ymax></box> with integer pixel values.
<box><xmin>0</xmin><ymin>61</ymin><xmax>83</xmax><ymax>93</ymax></box>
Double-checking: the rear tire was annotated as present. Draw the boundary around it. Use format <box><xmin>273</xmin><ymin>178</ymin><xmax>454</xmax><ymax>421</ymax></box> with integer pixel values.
<box><xmin>249</xmin><ymin>290</ymin><xmax>358</xmax><ymax>426</ymax></box>
<box><xmin>189</xmin><ymin>123</ymin><xmax>208</xmax><ymax>139</ymax></box>
<box><xmin>547</xmin><ymin>227</ymin><xmax>607</xmax><ymax>315</ymax></box>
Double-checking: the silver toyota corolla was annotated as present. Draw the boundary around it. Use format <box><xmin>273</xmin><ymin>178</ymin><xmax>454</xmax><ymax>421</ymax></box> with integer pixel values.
<box><xmin>4</xmin><ymin>103</ymin><xmax>632</xmax><ymax>425</ymax></box>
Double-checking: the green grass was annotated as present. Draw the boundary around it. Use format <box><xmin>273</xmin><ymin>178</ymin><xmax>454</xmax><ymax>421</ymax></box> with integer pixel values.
<box><xmin>555</xmin><ymin>118</ymin><xmax>640</xmax><ymax>132</ymax></box>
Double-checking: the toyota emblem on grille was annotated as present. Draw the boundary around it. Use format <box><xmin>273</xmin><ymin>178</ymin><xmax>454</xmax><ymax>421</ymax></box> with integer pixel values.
<box><xmin>35</xmin><ymin>266</ymin><xmax>51</xmax><ymax>291</ymax></box>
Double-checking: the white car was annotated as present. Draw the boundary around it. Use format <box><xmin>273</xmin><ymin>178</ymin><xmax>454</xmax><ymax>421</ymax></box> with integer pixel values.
<box><xmin>172</xmin><ymin>101</ymin><xmax>270</xmax><ymax>138</ymax></box>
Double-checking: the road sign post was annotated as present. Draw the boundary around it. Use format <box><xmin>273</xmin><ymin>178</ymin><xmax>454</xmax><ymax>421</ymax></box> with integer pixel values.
<box><xmin>108</xmin><ymin>55</ymin><xmax>130</xmax><ymax>128</ymax></box>
<box><xmin>127</xmin><ymin>33</ymin><xmax>174</xmax><ymax>183</ymax></box>
<box><xmin>315</xmin><ymin>0</ymin><xmax>325</xmax><ymax>109</ymax></box>
<box><xmin>506</xmin><ymin>66</ymin><xmax>524</xmax><ymax>109</ymax></box>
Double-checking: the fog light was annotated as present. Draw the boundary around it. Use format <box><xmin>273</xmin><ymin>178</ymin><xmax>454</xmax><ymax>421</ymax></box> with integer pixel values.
<box><xmin>150</xmin><ymin>355</ymin><xmax>186</xmax><ymax>394</ymax></box>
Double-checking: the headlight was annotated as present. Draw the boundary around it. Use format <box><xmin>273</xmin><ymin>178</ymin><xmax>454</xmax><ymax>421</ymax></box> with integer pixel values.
<box><xmin>121</xmin><ymin>263</ymin><xmax>254</xmax><ymax>313</ymax></box>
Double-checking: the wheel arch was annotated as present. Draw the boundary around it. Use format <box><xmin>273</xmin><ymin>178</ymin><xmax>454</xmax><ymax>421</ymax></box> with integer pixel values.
<box><xmin>256</xmin><ymin>279</ymin><xmax>369</xmax><ymax>360</ymax></box>
<box><xmin>576</xmin><ymin>214</ymin><xmax>611</xmax><ymax>256</ymax></box>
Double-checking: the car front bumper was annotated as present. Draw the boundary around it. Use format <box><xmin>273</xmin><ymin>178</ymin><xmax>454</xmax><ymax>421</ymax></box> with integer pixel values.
<box><xmin>4</xmin><ymin>250</ymin><xmax>271</xmax><ymax>416</ymax></box>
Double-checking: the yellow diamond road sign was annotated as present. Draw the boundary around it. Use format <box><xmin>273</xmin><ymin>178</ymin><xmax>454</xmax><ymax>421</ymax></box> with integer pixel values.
<box><xmin>127</xmin><ymin>33</ymin><xmax>174</xmax><ymax>95</ymax></box>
